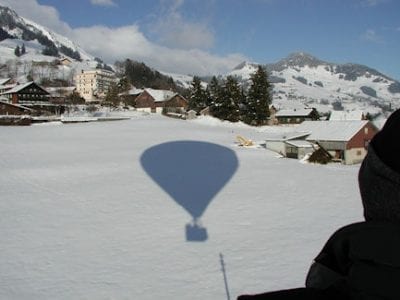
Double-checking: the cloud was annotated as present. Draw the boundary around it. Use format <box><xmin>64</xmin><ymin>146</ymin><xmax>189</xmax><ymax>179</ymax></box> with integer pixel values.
<box><xmin>71</xmin><ymin>25</ymin><xmax>246</xmax><ymax>75</ymax></box>
<box><xmin>90</xmin><ymin>0</ymin><xmax>117</xmax><ymax>7</ymax></box>
<box><xmin>0</xmin><ymin>0</ymin><xmax>245</xmax><ymax>75</ymax></box>
<box><xmin>150</xmin><ymin>0</ymin><xmax>215</xmax><ymax>50</ymax></box>
<box><xmin>361</xmin><ymin>29</ymin><xmax>383</xmax><ymax>43</ymax></box>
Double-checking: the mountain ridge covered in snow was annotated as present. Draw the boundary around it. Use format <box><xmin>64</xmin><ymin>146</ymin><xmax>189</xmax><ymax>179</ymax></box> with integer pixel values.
<box><xmin>228</xmin><ymin>52</ymin><xmax>400</xmax><ymax>114</ymax></box>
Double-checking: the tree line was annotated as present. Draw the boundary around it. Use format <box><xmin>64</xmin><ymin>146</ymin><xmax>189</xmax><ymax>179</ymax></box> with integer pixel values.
<box><xmin>188</xmin><ymin>65</ymin><xmax>272</xmax><ymax>126</ymax></box>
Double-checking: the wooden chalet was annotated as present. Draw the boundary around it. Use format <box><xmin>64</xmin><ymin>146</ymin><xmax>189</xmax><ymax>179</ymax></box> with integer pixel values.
<box><xmin>135</xmin><ymin>88</ymin><xmax>188</xmax><ymax>113</ymax></box>
<box><xmin>297</xmin><ymin>120</ymin><xmax>378</xmax><ymax>164</ymax></box>
<box><xmin>1</xmin><ymin>81</ymin><xmax>50</xmax><ymax>106</ymax></box>
<box><xmin>275</xmin><ymin>108</ymin><xmax>319</xmax><ymax>124</ymax></box>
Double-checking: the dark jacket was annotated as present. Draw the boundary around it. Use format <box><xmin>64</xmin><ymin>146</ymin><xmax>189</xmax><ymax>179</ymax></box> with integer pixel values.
<box><xmin>306</xmin><ymin>221</ymin><xmax>400</xmax><ymax>299</ymax></box>
<box><xmin>238</xmin><ymin>221</ymin><xmax>400</xmax><ymax>300</ymax></box>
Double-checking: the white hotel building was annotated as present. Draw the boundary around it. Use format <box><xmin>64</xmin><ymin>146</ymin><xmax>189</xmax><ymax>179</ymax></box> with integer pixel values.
<box><xmin>74</xmin><ymin>69</ymin><xmax>117</xmax><ymax>102</ymax></box>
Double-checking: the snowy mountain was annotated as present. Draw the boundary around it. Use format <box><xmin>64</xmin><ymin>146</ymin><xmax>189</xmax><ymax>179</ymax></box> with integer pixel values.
<box><xmin>0</xmin><ymin>5</ymin><xmax>92</xmax><ymax>61</ymax></box>
<box><xmin>0</xmin><ymin>5</ymin><xmax>99</xmax><ymax>83</ymax></box>
<box><xmin>229</xmin><ymin>52</ymin><xmax>400</xmax><ymax>114</ymax></box>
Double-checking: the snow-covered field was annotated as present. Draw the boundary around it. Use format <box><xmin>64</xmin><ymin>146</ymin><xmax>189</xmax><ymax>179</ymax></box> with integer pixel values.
<box><xmin>0</xmin><ymin>115</ymin><xmax>364</xmax><ymax>299</ymax></box>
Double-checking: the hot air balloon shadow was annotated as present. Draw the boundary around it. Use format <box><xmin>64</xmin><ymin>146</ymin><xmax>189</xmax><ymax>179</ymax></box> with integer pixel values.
<box><xmin>140</xmin><ymin>141</ymin><xmax>239</xmax><ymax>242</ymax></box>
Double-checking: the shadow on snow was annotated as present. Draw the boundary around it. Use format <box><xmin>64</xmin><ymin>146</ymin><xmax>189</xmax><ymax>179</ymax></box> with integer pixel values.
<box><xmin>140</xmin><ymin>141</ymin><xmax>239</xmax><ymax>242</ymax></box>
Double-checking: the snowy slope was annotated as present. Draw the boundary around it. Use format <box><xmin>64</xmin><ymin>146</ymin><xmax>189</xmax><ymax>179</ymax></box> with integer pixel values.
<box><xmin>0</xmin><ymin>115</ymin><xmax>363</xmax><ymax>299</ymax></box>
<box><xmin>0</xmin><ymin>5</ymin><xmax>99</xmax><ymax>82</ymax></box>
<box><xmin>228</xmin><ymin>53</ymin><xmax>400</xmax><ymax>115</ymax></box>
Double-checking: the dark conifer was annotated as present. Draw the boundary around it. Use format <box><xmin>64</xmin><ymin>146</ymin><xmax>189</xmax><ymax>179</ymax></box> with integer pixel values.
<box><xmin>243</xmin><ymin>65</ymin><xmax>272</xmax><ymax>125</ymax></box>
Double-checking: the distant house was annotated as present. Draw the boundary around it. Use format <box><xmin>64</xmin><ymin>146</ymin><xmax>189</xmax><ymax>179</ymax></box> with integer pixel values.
<box><xmin>0</xmin><ymin>81</ymin><xmax>50</xmax><ymax>106</ymax></box>
<box><xmin>275</xmin><ymin>108</ymin><xmax>319</xmax><ymax>124</ymax></box>
<box><xmin>297</xmin><ymin>120</ymin><xmax>378</xmax><ymax>164</ymax></box>
<box><xmin>135</xmin><ymin>88</ymin><xmax>188</xmax><ymax>113</ymax></box>
<box><xmin>329</xmin><ymin>110</ymin><xmax>365</xmax><ymax>121</ymax></box>
<box><xmin>0</xmin><ymin>78</ymin><xmax>12</xmax><ymax>86</ymax></box>
<box><xmin>0</xmin><ymin>99</ymin><xmax>34</xmax><ymax>115</ymax></box>
<box><xmin>119</xmin><ymin>87</ymin><xmax>143</xmax><ymax>106</ymax></box>
<box><xmin>60</xmin><ymin>57</ymin><xmax>72</xmax><ymax>66</ymax></box>
<box><xmin>0</xmin><ymin>78</ymin><xmax>16</xmax><ymax>94</ymax></box>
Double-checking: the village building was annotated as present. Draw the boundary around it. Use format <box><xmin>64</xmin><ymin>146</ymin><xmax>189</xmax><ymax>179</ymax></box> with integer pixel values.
<box><xmin>0</xmin><ymin>81</ymin><xmax>50</xmax><ymax>107</ymax></box>
<box><xmin>265</xmin><ymin>131</ymin><xmax>311</xmax><ymax>158</ymax></box>
<box><xmin>118</xmin><ymin>87</ymin><xmax>143</xmax><ymax>107</ymax></box>
<box><xmin>135</xmin><ymin>88</ymin><xmax>188</xmax><ymax>114</ymax></box>
<box><xmin>296</xmin><ymin>120</ymin><xmax>378</xmax><ymax>164</ymax></box>
<box><xmin>0</xmin><ymin>99</ymin><xmax>34</xmax><ymax>115</ymax></box>
<box><xmin>275</xmin><ymin>107</ymin><xmax>319</xmax><ymax>124</ymax></box>
<box><xmin>329</xmin><ymin>110</ymin><xmax>366</xmax><ymax>121</ymax></box>
<box><xmin>0</xmin><ymin>78</ymin><xmax>17</xmax><ymax>94</ymax></box>
<box><xmin>60</xmin><ymin>57</ymin><xmax>72</xmax><ymax>66</ymax></box>
<box><xmin>74</xmin><ymin>69</ymin><xmax>117</xmax><ymax>102</ymax></box>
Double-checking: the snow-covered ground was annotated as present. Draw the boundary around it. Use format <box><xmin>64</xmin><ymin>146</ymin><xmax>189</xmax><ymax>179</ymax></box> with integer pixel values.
<box><xmin>0</xmin><ymin>115</ymin><xmax>364</xmax><ymax>299</ymax></box>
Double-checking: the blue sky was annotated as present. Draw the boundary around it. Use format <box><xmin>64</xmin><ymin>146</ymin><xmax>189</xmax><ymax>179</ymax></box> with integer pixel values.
<box><xmin>1</xmin><ymin>0</ymin><xmax>399</xmax><ymax>79</ymax></box>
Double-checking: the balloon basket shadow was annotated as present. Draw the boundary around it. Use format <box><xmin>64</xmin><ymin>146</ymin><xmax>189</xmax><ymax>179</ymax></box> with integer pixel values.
<box><xmin>185</xmin><ymin>222</ymin><xmax>208</xmax><ymax>242</ymax></box>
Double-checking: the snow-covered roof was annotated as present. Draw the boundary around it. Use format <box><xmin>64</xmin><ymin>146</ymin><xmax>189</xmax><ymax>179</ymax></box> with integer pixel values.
<box><xmin>275</xmin><ymin>108</ymin><xmax>314</xmax><ymax>117</ymax></box>
<box><xmin>265</xmin><ymin>131</ymin><xmax>310</xmax><ymax>142</ymax></box>
<box><xmin>0</xmin><ymin>78</ymin><xmax>11</xmax><ymax>85</ymax></box>
<box><xmin>127</xmin><ymin>87</ymin><xmax>144</xmax><ymax>95</ymax></box>
<box><xmin>0</xmin><ymin>99</ymin><xmax>34</xmax><ymax>111</ymax></box>
<box><xmin>285</xmin><ymin>140</ymin><xmax>314</xmax><ymax>148</ymax></box>
<box><xmin>297</xmin><ymin>120</ymin><xmax>369</xmax><ymax>142</ymax></box>
<box><xmin>329</xmin><ymin>110</ymin><xmax>364</xmax><ymax>121</ymax></box>
<box><xmin>145</xmin><ymin>88</ymin><xmax>177</xmax><ymax>102</ymax></box>
<box><xmin>1</xmin><ymin>81</ymin><xmax>35</xmax><ymax>94</ymax></box>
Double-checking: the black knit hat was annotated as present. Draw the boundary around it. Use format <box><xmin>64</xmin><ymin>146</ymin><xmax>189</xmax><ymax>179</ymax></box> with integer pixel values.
<box><xmin>359</xmin><ymin>109</ymin><xmax>400</xmax><ymax>222</ymax></box>
<box><xmin>371</xmin><ymin>109</ymin><xmax>400</xmax><ymax>174</ymax></box>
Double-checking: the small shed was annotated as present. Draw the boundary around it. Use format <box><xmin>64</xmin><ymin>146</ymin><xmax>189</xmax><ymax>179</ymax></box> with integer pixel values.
<box><xmin>187</xmin><ymin>110</ymin><xmax>197</xmax><ymax>120</ymax></box>
<box><xmin>285</xmin><ymin>140</ymin><xmax>315</xmax><ymax>159</ymax></box>
<box><xmin>265</xmin><ymin>132</ymin><xmax>310</xmax><ymax>156</ymax></box>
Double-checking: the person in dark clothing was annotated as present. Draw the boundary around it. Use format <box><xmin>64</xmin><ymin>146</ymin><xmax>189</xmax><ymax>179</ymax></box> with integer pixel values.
<box><xmin>238</xmin><ymin>109</ymin><xmax>400</xmax><ymax>300</ymax></box>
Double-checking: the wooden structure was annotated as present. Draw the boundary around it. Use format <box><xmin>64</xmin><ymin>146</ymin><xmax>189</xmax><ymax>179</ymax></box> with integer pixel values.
<box><xmin>308</xmin><ymin>144</ymin><xmax>333</xmax><ymax>164</ymax></box>
<box><xmin>284</xmin><ymin>140</ymin><xmax>314</xmax><ymax>159</ymax></box>
<box><xmin>135</xmin><ymin>88</ymin><xmax>188</xmax><ymax>113</ymax></box>
<box><xmin>0</xmin><ymin>81</ymin><xmax>49</xmax><ymax>106</ymax></box>
<box><xmin>275</xmin><ymin>108</ymin><xmax>319</xmax><ymax>124</ymax></box>
<box><xmin>0</xmin><ymin>100</ymin><xmax>34</xmax><ymax>115</ymax></box>
<box><xmin>297</xmin><ymin>120</ymin><xmax>378</xmax><ymax>164</ymax></box>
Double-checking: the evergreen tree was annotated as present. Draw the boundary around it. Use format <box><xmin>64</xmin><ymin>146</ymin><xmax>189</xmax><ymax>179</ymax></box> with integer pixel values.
<box><xmin>243</xmin><ymin>65</ymin><xmax>272</xmax><ymax>125</ymax></box>
<box><xmin>188</xmin><ymin>76</ymin><xmax>208</xmax><ymax>112</ymax></box>
<box><xmin>21</xmin><ymin>43</ymin><xmax>26</xmax><ymax>55</ymax></box>
<box><xmin>14</xmin><ymin>45</ymin><xmax>20</xmax><ymax>57</ymax></box>
<box><xmin>66</xmin><ymin>91</ymin><xmax>85</xmax><ymax>105</ymax></box>
<box><xmin>212</xmin><ymin>76</ymin><xmax>241</xmax><ymax>122</ymax></box>
<box><xmin>207</xmin><ymin>76</ymin><xmax>221</xmax><ymax>108</ymax></box>
<box><xmin>104</xmin><ymin>83</ymin><xmax>120</xmax><ymax>107</ymax></box>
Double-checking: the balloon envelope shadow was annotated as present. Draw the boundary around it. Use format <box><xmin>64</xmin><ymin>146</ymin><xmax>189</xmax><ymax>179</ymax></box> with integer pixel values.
<box><xmin>140</xmin><ymin>141</ymin><xmax>239</xmax><ymax>242</ymax></box>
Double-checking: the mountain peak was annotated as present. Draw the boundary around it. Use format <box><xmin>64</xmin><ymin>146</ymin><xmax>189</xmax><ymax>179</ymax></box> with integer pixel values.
<box><xmin>232</xmin><ymin>61</ymin><xmax>259</xmax><ymax>71</ymax></box>
<box><xmin>281</xmin><ymin>52</ymin><xmax>324</xmax><ymax>67</ymax></box>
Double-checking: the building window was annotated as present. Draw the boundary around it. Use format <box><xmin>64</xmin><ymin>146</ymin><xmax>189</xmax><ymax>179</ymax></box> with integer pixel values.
<box><xmin>364</xmin><ymin>127</ymin><xmax>368</xmax><ymax>135</ymax></box>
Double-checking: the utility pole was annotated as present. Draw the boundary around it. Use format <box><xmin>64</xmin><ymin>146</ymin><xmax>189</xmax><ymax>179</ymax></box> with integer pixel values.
<box><xmin>220</xmin><ymin>253</ymin><xmax>231</xmax><ymax>300</ymax></box>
